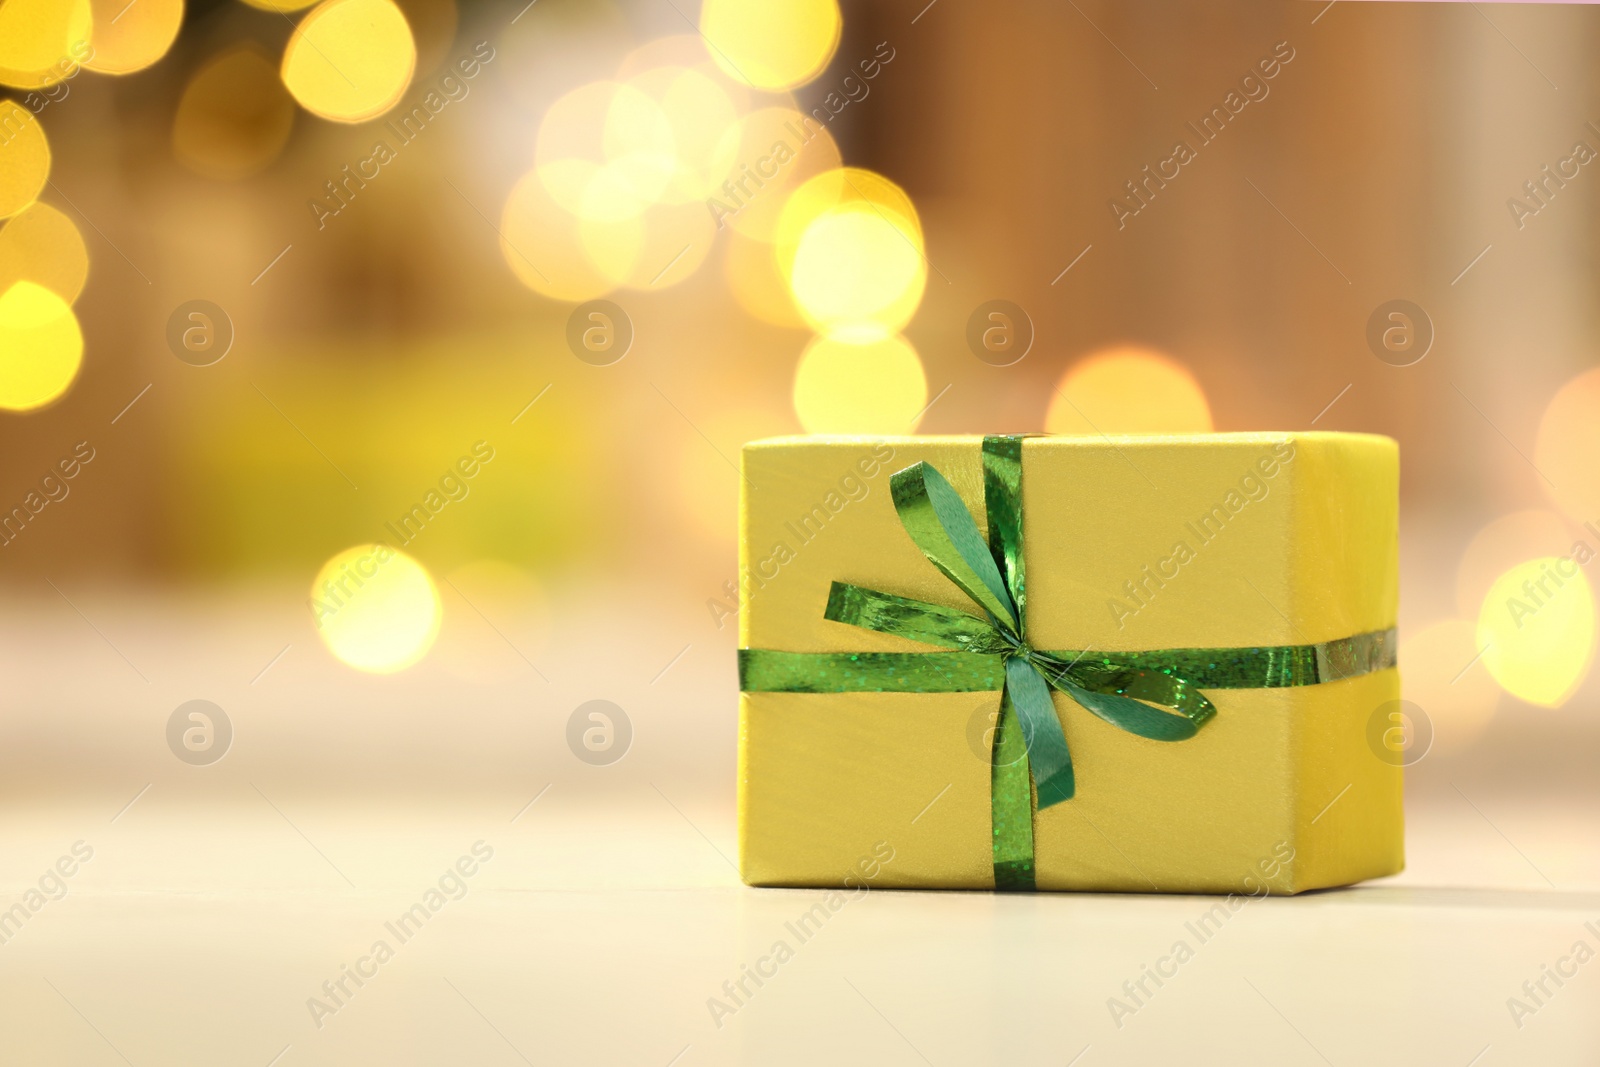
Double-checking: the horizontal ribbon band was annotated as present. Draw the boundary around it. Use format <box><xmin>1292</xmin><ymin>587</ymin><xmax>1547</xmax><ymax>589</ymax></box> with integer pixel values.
<box><xmin>740</xmin><ymin>629</ymin><xmax>1397</xmax><ymax>693</ymax></box>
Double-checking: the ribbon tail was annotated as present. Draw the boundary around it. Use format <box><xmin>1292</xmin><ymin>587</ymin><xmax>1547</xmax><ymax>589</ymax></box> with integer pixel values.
<box><xmin>1005</xmin><ymin>656</ymin><xmax>1075</xmax><ymax>808</ymax></box>
<box><xmin>1034</xmin><ymin>654</ymin><xmax>1218</xmax><ymax>741</ymax></box>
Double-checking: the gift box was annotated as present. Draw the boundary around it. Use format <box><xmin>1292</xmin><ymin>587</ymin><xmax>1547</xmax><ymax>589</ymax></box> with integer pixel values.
<box><xmin>737</xmin><ymin>433</ymin><xmax>1401</xmax><ymax>894</ymax></box>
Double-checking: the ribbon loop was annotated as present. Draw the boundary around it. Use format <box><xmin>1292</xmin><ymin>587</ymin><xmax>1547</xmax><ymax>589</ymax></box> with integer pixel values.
<box><xmin>825</xmin><ymin>582</ymin><xmax>1010</xmax><ymax>654</ymax></box>
<box><xmin>889</xmin><ymin>461</ymin><xmax>1020</xmax><ymax>632</ymax></box>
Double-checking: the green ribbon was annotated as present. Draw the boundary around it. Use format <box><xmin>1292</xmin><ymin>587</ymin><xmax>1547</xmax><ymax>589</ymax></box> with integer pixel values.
<box><xmin>739</xmin><ymin>435</ymin><xmax>1398</xmax><ymax>891</ymax></box>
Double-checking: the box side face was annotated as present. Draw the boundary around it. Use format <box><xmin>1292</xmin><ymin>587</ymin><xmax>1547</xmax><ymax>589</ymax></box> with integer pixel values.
<box><xmin>1287</xmin><ymin>435</ymin><xmax>1403</xmax><ymax>890</ymax></box>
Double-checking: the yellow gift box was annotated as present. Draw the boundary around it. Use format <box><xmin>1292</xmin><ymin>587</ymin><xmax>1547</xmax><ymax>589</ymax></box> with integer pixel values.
<box><xmin>737</xmin><ymin>432</ymin><xmax>1401</xmax><ymax>894</ymax></box>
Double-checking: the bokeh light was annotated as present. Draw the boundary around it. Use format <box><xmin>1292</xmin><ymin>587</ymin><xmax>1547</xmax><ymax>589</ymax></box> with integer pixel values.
<box><xmin>0</xmin><ymin>0</ymin><xmax>90</xmax><ymax>88</ymax></box>
<box><xmin>1477</xmin><ymin>556</ymin><xmax>1595</xmax><ymax>707</ymax></box>
<box><xmin>1455</xmin><ymin>509</ymin><xmax>1574</xmax><ymax>618</ymax></box>
<box><xmin>173</xmin><ymin>47</ymin><xmax>297</xmax><ymax>179</ymax></box>
<box><xmin>1046</xmin><ymin>347</ymin><xmax>1213</xmax><ymax>434</ymax></box>
<box><xmin>777</xmin><ymin>168</ymin><xmax>925</xmax><ymax>342</ymax></box>
<box><xmin>596</xmin><ymin>199</ymin><xmax>713</xmax><ymax>290</ymax></box>
<box><xmin>0</xmin><ymin>279</ymin><xmax>83</xmax><ymax>411</ymax></box>
<box><xmin>0</xmin><ymin>100</ymin><xmax>50</xmax><ymax>219</ymax></box>
<box><xmin>537</xmin><ymin>81</ymin><xmax>675</xmax><ymax>213</ymax></box>
<box><xmin>722</xmin><ymin>106</ymin><xmax>841</xmax><ymax>242</ymax></box>
<box><xmin>627</xmin><ymin>64</ymin><xmax>741</xmax><ymax>204</ymax></box>
<box><xmin>0</xmin><ymin>200</ymin><xmax>87</xmax><ymax>303</ymax></box>
<box><xmin>1535</xmin><ymin>366</ymin><xmax>1600</xmax><ymax>524</ymax></box>
<box><xmin>500</xmin><ymin>170</ymin><xmax>624</xmax><ymax>302</ymax></box>
<box><xmin>790</xmin><ymin>203</ymin><xmax>926</xmax><ymax>341</ymax></box>
<box><xmin>281</xmin><ymin>0</ymin><xmax>417</xmax><ymax>123</ymax></box>
<box><xmin>240</xmin><ymin>0</ymin><xmax>319</xmax><ymax>11</ymax></box>
<box><xmin>84</xmin><ymin>0</ymin><xmax>181</xmax><ymax>75</ymax></box>
<box><xmin>1399</xmin><ymin>618</ymin><xmax>1501</xmax><ymax>753</ymax></box>
<box><xmin>311</xmin><ymin>543</ymin><xmax>441</xmax><ymax>673</ymax></box>
<box><xmin>792</xmin><ymin>334</ymin><xmax>928</xmax><ymax>434</ymax></box>
<box><xmin>699</xmin><ymin>0</ymin><xmax>841</xmax><ymax>91</ymax></box>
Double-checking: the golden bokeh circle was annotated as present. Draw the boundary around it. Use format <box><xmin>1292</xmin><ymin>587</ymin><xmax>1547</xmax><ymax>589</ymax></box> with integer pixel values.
<box><xmin>1046</xmin><ymin>347</ymin><xmax>1213</xmax><ymax>435</ymax></box>
<box><xmin>793</xmin><ymin>334</ymin><xmax>928</xmax><ymax>434</ymax></box>
<box><xmin>311</xmin><ymin>543</ymin><xmax>441</xmax><ymax>673</ymax></box>
<box><xmin>1477</xmin><ymin>556</ymin><xmax>1595</xmax><ymax>707</ymax></box>
<box><xmin>84</xmin><ymin>0</ymin><xmax>182</xmax><ymax>75</ymax></box>
<box><xmin>0</xmin><ymin>0</ymin><xmax>91</xmax><ymax>87</ymax></box>
<box><xmin>281</xmin><ymin>0</ymin><xmax>417</xmax><ymax>123</ymax></box>
<box><xmin>0</xmin><ymin>279</ymin><xmax>83</xmax><ymax>411</ymax></box>
<box><xmin>699</xmin><ymin>0</ymin><xmax>841</xmax><ymax>91</ymax></box>
<box><xmin>0</xmin><ymin>100</ymin><xmax>51</xmax><ymax>219</ymax></box>
<box><xmin>789</xmin><ymin>202</ymin><xmax>926</xmax><ymax>341</ymax></box>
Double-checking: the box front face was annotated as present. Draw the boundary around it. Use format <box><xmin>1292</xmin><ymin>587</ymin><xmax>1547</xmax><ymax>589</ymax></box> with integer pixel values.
<box><xmin>738</xmin><ymin>434</ymin><xmax>1400</xmax><ymax>892</ymax></box>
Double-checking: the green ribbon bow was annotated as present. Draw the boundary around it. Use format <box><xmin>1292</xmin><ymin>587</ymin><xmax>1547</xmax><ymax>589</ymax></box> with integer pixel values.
<box><xmin>740</xmin><ymin>435</ymin><xmax>1397</xmax><ymax>890</ymax></box>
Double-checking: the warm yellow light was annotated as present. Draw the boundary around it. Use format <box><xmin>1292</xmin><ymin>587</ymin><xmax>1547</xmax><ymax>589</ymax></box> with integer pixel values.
<box><xmin>173</xmin><ymin>46</ymin><xmax>297</xmax><ymax>180</ymax></box>
<box><xmin>84</xmin><ymin>0</ymin><xmax>181</xmax><ymax>74</ymax></box>
<box><xmin>726</xmin><ymin>227</ymin><xmax>803</xmax><ymax>328</ymax></box>
<box><xmin>793</xmin><ymin>334</ymin><xmax>928</xmax><ymax>434</ymax></box>
<box><xmin>588</xmin><ymin>199</ymin><xmax>713</xmax><ymax>290</ymax></box>
<box><xmin>500</xmin><ymin>171</ymin><xmax>625</xmax><ymax>302</ymax></box>
<box><xmin>0</xmin><ymin>200</ymin><xmax>86</xmax><ymax>303</ymax></box>
<box><xmin>281</xmin><ymin>0</ymin><xmax>416</xmax><ymax>123</ymax></box>
<box><xmin>628</xmin><ymin>65</ymin><xmax>741</xmax><ymax>203</ymax></box>
<box><xmin>311</xmin><ymin>543</ymin><xmax>440</xmax><ymax>673</ymax></box>
<box><xmin>1455</xmin><ymin>510</ymin><xmax>1574</xmax><ymax>618</ymax></box>
<box><xmin>1477</xmin><ymin>557</ymin><xmax>1595</xmax><ymax>707</ymax></box>
<box><xmin>0</xmin><ymin>101</ymin><xmax>50</xmax><ymax>219</ymax></box>
<box><xmin>537</xmin><ymin>81</ymin><xmax>677</xmax><ymax>214</ymax></box>
<box><xmin>240</xmin><ymin>0</ymin><xmax>319</xmax><ymax>11</ymax></box>
<box><xmin>0</xmin><ymin>279</ymin><xmax>82</xmax><ymax>411</ymax></box>
<box><xmin>789</xmin><ymin>202</ymin><xmax>926</xmax><ymax>341</ymax></box>
<box><xmin>699</xmin><ymin>0</ymin><xmax>841</xmax><ymax>91</ymax></box>
<box><xmin>1046</xmin><ymin>347</ymin><xmax>1213</xmax><ymax>434</ymax></box>
<box><xmin>0</xmin><ymin>0</ymin><xmax>90</xmax><ymax>87</ymax></box>
<box><xmin>721</xmin><ymin>106</ymin><xmax>841</xmax><ymax>242</ymax></box>
<box><xmin>1399</xmin><ymin>618</ymin><xmax>1501</xmax><ymax>753</ymax></box>
<box><xmin>1535</xmin><ymin>367</ymin><xmax>1600</xmax><ymax>523</ymax></box>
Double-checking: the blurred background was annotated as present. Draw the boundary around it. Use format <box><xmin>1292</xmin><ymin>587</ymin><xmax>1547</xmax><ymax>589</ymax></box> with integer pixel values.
<box><xmin>1</xmin><ymin>0</ymin><xmax>1595</xmax><ymax>811</ymax></box>
<box><xmin>4</xmin><ymin>1</ymin><xmax>1600</xmax><ymax>1063</ymax></box>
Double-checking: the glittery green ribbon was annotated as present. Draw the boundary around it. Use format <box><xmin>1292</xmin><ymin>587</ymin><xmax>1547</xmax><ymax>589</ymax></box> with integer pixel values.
<box><xmin>739</xmin><ymin>435</ymin><xmax>1398</xmax><ymax>891</ymax></box>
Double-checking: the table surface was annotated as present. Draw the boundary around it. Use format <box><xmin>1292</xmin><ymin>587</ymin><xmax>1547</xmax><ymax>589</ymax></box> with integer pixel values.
<box><xmin>1</xmin><ymin>587</ymin><xmax>1596</xmax><ymax>1066</ymax></box>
